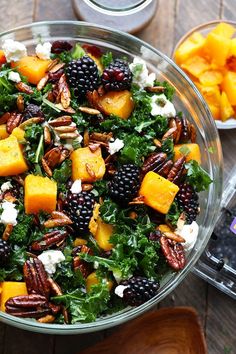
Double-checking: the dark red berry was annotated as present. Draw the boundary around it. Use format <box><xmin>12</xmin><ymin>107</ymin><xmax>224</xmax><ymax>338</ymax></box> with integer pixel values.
<box><xmin>51</xmin><ymin>41</ymin><xmax>72</xmax><ymax>54</ymax></box>
<box><xmin>0</xmin><ymin>240</ymin><xmax>10</xmax><ymax>266</ymax></box>
<box><xmin>177</xmin><ymin>182</ymin><xmax>199</xmax><ymax>224</ymax></box>
<box><xmin>102</xmin><ymin>59</ymin><xmax>132</xmax><ymax>91</ymax></box>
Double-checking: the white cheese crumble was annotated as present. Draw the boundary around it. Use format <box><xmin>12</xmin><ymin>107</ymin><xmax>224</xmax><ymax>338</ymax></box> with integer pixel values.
<box><xmin>150</xmin><ymin>93</ymin><xmax>176</xmax><ymax>118</ymax></box>
<box><xmin>2</xmin><ymin>39</ymin><xmax>27</xmax><ymax>62</ymax></box>
<box><xmin>70</xmin><ymin>179</ymin><xmax>82</xmax><ymax>194</ymax></box>
<box><xmin>129</xmin><ymin>57</ymin><xmax>156</xmax><ymax>88</ymax></box>
<box><xmin>35</xmin><ymin>42</ymin><xmax>52</xmax><ymax>60</ymax></box>
<box><xmin>176</xmin><ymin>221</ymin><xmax>199</xmax><ymax>252</ymax></box>
<box><xmin>0</xmin><ymin>201</ymin><xmax>18</xmax><ymax>226</ymax></box>
<box><xmin>8</xmin><ymin>71</ymin><xmax>21</xmax><ymax>83</ymax></box>
<box><xmin>38</xmin><ymin>250</ymin><xmax>65</xmax><ymax>275</ymax></box>
<box><xmin>114</xmin><ymin>285</ymin><xmax>128</xmax><ymax>298</ymax></box>
<box><xmin>108</xmin><ymin>138</ymin><xmax>124</xmax><ymax>155</ymax></box>
<box><xmin>1</xmin><ymin>181</ymin><xmax>13</xmax><ymax>193</ymax></box>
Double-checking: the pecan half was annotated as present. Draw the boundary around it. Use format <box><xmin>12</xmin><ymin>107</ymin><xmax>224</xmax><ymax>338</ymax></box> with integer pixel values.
<box><xmin>167</xmin><ymin>156</ymin><xmax>186</xmax><ymax>185</ymax></box>
<box><xmin>47</xmin><ymin>277</ymin><xmax>69</xmax><ymax>323</ymax></box>
<box><xmin>17</xmin><ymin>95</ymin><xmax>24</xmax><ymax>112</ymax></box>
<box><xmin>58</xmin><ymin>74</ymin><xmax>71</xmax><ymax>109</ymax></box>
<box><xmin>145</xmin><ymin>85</ymin><xmax>165</xmax><ymax>93</ymax></box>
<box><xmin>157</xmin><ymin>160</ymin><xmax>173</xmax><ymax>178</ymax></box>
<box><xmin>73</xmin><ymin>245</ymin><xmax>92</xmax><ymax>278</ymax></box>
<box><xmin>49</xmin><ymin>116</ymin><xmax>72</xmax><ymax>127</ymax></box>
<box><xmin>6</xmin><ymin>112</ymin><xmax>23</xmax><ymax>133</ymax></box>
<box><xmin>23</xmin><ymin>258</ymin><xmax>50</xmax><ymax>298</ymax></box>
<box><xmin>160</xmin><ymin>236</ymin><xmax>186</xmax><ymax>271</ymax></box>
<box><xmin>44</xmin><ymin>126</ymin><xmax>52</xmax><ymax>145</ymax></box>
<box><xmin>0</xmin><ymin>112</ymin><xmax>10</xmax><ymax>124</ymax></box>
<box><xmin>5</xmin><ymin>294</ymin><xmax>51</xmax><ymax>319</ymax></box>
<box><xmin>15</xmin><ymin>82</ymin><xmax>34</xmax><ymax>94</ymax></box>
<box><xmin>90</xmin><ymin>132</ymin><xmax>113</xmax><ymax>143</ymax></box>
<box><xmin>142</xmin><ymin>152</ymin><xmax>167</xmax><ymax>175</ymax></box>
<box><xmin>31</xmin><ymin>231</ymin><xmax>68</xmax><ymax>251</ymax></box>
<box><xmin>19</xmin><ymin>117</ymin><xmax>43</xmax><ymax>130</ymax></box>
<box><xmin>2</xmin><ymin>224</ymin><xmax>13</xmax><ymax>241</ymax></box>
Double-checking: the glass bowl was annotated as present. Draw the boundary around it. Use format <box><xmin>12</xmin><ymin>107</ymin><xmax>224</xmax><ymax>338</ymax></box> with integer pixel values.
<box><xmin>173</xmin><ymin>20</ymin><xmax>236</xmax><ymax>130</ymax></box>
<box><xmin>0</xmin><ymin>21</ymin><xmax>223</xmax><ymax>334</ymax></box>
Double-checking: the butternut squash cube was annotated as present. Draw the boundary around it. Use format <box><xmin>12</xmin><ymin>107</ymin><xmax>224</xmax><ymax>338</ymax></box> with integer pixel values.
<box><xmin>95</xmin><ymin>217</ymin><xmax>113</xmax><ymax>251</ymax></box>
<box><xmin>24</xmin><ymin>174</ymin><xmax>57</xmax><ymax>214</ymax></box>
<box><xmin>200</xmin><ymin>85</ymin><xmax>221</xmax><ymax>106</ymax></box>
<box><xmin>212</xmin><ymin>22</ymin><xmax>235</xmax><ymax>38</ymax></box>
<box><xmin>71</xmin><ymin>147</ymin><xmax>105</xmax><ymax>182</ymax></box>
<box><xmin>205</xmin><ymin>33</ymin><xmax>231</xmax><ymax>66</ymax></box>
<box><xmin>181</xmin><ymin>55</ymin><xmax>210</xmax><ymax>78</ymax></box>
<box><xmin>139</xmin><ymin>172</ymin><xmax>179</xmax><ymax>214</ymax></box>
<box><xmin>0</xmin><ymin>124</ymin><xmax>9</xmax><ymax>140</ymax></box>
<box><xmin>11</xmin><ymin>56</ymin><xmax>51</xmax><ymax>85</ymax></box>
<box><xmin>174</xmin><ymin>32</ymin><xmax>206</xmax><ymax>65</ymax></box>
<box><xmin>11</xmin><ymin>127</ymin><xmax>25</xmax><ymax>143</ymax></box>
<box><xmin>86</xmin><ymin>272</ymin><xmax>113</xmax><ymax>293</ymax></box>
<box><xmin>222</xmin><ymin>71</ymin><xmax>236</xmax><ymax>105</ymax></box>
<box><xmin>220</xmin><ymin>91</ymin><xmax>235</xmax><ymax>121</ymax></box>
<box><xmin>97</xmin><ymin>90</ymin><xmax>134</xmax><ymax>119</ymax></box>
<box><xmin>0</xmin><ymin>135</ymin><xmax>28</xmax><ymax>176</ymax></box>
<box><xmin>73</xmin><ymin>238</ymin><xmax>88</xmax><ymax>246</ymax></box>
<box><xmin>199</xmin><ymin>70</ymin><xmax>223</xmax><ymax>86</ymax></box>
<box><xmin>228</xmin><ymin>38</ymin><xmax>236</xmax><ymax>57</ymax></box>
<box><xmin>174</xmin><ymin>143</ymin><xmax>201</xmax><ymax>164</ymax></box>
<box><xmin>0</xmin><ymin>282</ymin><xmax>28</xmax><ymax>312</ymax></box>
<box><xmin>208</xmin><ymin>104</ymin><xmax>221</xmax><ymax>120</ymax></box>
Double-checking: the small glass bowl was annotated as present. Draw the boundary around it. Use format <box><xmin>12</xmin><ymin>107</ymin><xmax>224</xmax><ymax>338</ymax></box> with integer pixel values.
<box><xmin>0</xmin><ymin>21</ymin><xmax>223</xmax><ymax>334</ymax></box>
<box><xmin>173</xmin><ymin>20</ymin><xmax>236</xmax><ymax>130</ymax></box>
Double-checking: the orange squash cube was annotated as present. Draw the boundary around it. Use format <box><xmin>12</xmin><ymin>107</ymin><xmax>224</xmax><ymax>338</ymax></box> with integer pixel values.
<box><xmin>200</xmin><ymin>85</ymin><xmax>221</xmax><ymax>106</ymax></box>
<box><xmin>228</xmin><ymin>38</ymin><xmax>236</xmax><ymax>57</ymax></box>
<box><xmin>174</xmin><ymin>143</ymin><xmax>201</xmax><ymax>164</ymax></box>
<box><xmin>208</xmin><ymin>104</ymin><xmax>221</xmax><ymax>120</ymax></box>
<box><xmin>0</xmin><ymin>135</ymin><xmax>28</xmax><ymax>176</ymax></box>
<box><xmin>24</xmin><ymin>174</ymin><xmax>57</xmax><ymax>214</ymax></box>
<box><xmin>71</xmin><ymin>147</ymin><xmax>105</xmax><ymax>182</ymax></box>
<box><xmin>0</xmin><ymin>124</ymin><xmax>9</xmax><ymax>140</ymax></box>
<box><xmin>222</xmin><ymin>71</ymin><xmax>236</xmax><ymax>105</ymax></box>
<box><xmin>139</xmin><ymin>172</ymin><xmax>179</xmax><ymax>214</ymax></box>
<box><xmin>11</xmin><ymin>56</ymin><xmax>51</xmax><ymax>85</ymax></box>
<box><xmin>86</xmin><ymin>272</ymin><xmax>113</xmax><ymax>293</ymax></box>
<box><xmin>205</xmin><ymin>33</ymin><xmax>231</xmax><ymax>66</ymax></box>
<box><xmin>97</xmin><ymin>90</ymin><xmax>134</xmax><ymax>119</ymax></box>
<box><xmin>181</xmin><ymin>55</ymin><xmax>210</xmax><ymax>78</ymax></box>
<box><xmin>95</xmin><ymin>218</ymin><xmax>113</xmax><ymax>251</ymax></box>
<box><xmin>0</xmin><ymin>282</ymin><xmax>28</xmax><ymax>312</ymax></box>
<box><xmin>11</xmin><ymin>127</ymin><xmax>25</xmax><ymax>143</ymax></box>
<box><xmin>220</xmin><ymin>91</ymin><xmax>235</xmax><ymax>121</ymax></box>
<box><xmin>199</xmin><ymin>70</ymin><xmax>223</xmax><ymax>86</ymax></box>
<box><xmin>212</xmin><ymin>22</ymin><xmax>235</xmax><ymax>38</ymax></box>
<box><xmin>175</xmin><ymin>32</ymin><xmax>206</xmax><ymax>65</ymax></box>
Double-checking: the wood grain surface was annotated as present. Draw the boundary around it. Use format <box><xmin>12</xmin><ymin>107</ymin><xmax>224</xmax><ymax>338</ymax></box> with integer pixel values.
<box><xmin>0</xmin><ymin>1</ymin><xmax>236</xmax><ymax>354</ymax></box>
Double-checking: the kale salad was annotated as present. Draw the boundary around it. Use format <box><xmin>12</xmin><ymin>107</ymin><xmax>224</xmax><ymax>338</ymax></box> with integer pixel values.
<box><xmin>0</xmin><ymin>38</ymin><xmax>212</xmax><ymax>324</ymax></box>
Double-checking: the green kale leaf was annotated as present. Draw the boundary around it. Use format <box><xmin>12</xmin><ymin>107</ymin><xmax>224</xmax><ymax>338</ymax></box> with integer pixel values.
<box><xmin>0</xmin><ymin>245</ymin><xmax>27</xmax><ymax>281</ymax></box>
<box><xmin>9</xmin><ymin>213</ymin><xmax>34</xmax><ymax>245</ymax></box>
<box><xmin>53</xmin><ymin>160</ymin><xmax>72</xmax><ymax>192</ymax></box>
<box><xmin>100</xmin><ymin>52</ymin><xmax>113</xmax><ymax>67</ymax></box>
<box><xmin>185</xmin><ymin>160</ymin><xmax>212</xmax><ymax>192</ymax></box>
<box><xmin>166</xmin><ymin>201</ymin><xmax>181</xmax><ymax>227</ymax></box>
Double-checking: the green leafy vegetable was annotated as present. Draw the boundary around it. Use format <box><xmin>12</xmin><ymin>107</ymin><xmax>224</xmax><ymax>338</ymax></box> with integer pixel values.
<box><xmin>9</xmin><ymin>213</ymin><xmax>34</xmax><ymax>245</ymax></box>
<box><xmin>154</xmin><ymin>80</ymin><xmax>175</xmax><ymax>101</ymax></box>
<box><xmin>53</xmin><ymin>282</ymin><xmax>110</xmax><ymax>323</ymax></box>
<box><xmin>185</xmin><ymin>160</ymin><xmax>212</xmax><ymax>192</ymax></box>
<box><xmin>53</xmin><ymin>160</ymin><xmax>72</xmax><ymax>192</ymax></box>
<box><xmin>166</xmin><ymin>201</ymin><xmax>181</xmax><ymax>227</ymax></box>
<box><xmin>99</xmin><ymin>199</ymin><xmax>120</xmax><ymax>224</ymax></box>
<box><xmin>100</xmin><ymin>52</ymin><xmax>113</xmax><ymax>67</ymax></box>
<box><xmin>161</xmin><ymin>137</ymin><xmax>174</xmax><ymax>159</ymax></box>
<box><xmin>0</xmin><ymin>245</ymin><xmax>27</xmax><ymax>281</ymax></box>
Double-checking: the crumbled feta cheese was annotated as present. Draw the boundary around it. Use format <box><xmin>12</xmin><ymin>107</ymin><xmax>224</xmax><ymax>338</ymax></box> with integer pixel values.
<box><xmin>38</xmin><ymin>250</ymin><xmax>65</xmax><ymax>275</ymax></box>
<box><xmin>1</xmin><ymin>181</ymin><xmax>12</xmax><ymax>193</ymax></box>
<box><xmin>150</xmin><ymin>93</ymin><xmax>176</xmax><ymax>118</ymax></box>
<box><xmin>94</xmin><ymin>261</ymin><xmax>99</xmax><ymax>269</ymax></box>
<box><xmin>2</xmin><ymin>39</ymin><xmax>27</xmax><ymax>62</ymax></box>
<box><xmin>176</xmin><ymin>221</ymin><xmax>199</xmax><ymax>252</ymax></box>
<box><xmin>115</xmin><ymin>285</ymin><xmax>128</xmax><ymax>298</ymax></box>
<box><xmin>129</xmin><ymin>57</ymin><xmax>156</xmax><ymax>88</ymax></box>
<box><xmin>0</xmin><ymin>201</ymin><xmax>18</xmax><ymax>225</ymax></box>
<box><xmin>35</xmin><ymin>42</ymin><xmax>52</xmax><ymax>60</ymax></box>
<box><xmin>70</xmin><ymin>179</ymin><xmax>82</xmax><ymax>194</ymax></box>
<box><xmin>108</xmin><ymin>138</ymin><xmax>124</xmax><ymax>155</ymax></box>
<box><xmin>8</xmin><ymin>71</ymin><xmax>21</xmax><ymax>83</ymax></box>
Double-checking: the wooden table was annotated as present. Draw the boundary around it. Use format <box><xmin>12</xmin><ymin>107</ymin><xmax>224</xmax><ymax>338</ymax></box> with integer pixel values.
<box><xmin>0</xmin><ymin>1</ymin><xmax>235</xmax><ymax>353</ymax></box>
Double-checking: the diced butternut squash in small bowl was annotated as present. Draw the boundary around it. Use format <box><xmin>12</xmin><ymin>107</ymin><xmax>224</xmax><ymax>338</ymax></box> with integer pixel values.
<box><xmin>174</xmin><ymin>21</ymin><xmax>236</xmax><ymax>126</ymax></box>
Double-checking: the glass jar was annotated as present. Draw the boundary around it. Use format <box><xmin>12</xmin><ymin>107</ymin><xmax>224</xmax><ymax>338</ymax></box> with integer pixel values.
<box><xmin>72</xmin><ymin>0</ymin><xmax>158</xmax><ymax>33</ymax></box>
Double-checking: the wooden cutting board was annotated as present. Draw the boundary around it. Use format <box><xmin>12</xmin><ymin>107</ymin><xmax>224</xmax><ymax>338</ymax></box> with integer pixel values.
<box><xmin>79</xmin><ymin>307</ymin><xmax>207</xmax><ymax>354</ymax></box>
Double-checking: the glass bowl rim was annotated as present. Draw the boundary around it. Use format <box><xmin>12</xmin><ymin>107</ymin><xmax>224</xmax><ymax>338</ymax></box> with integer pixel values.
<box><xmin>0</xmin><ymin>20</ymin><xmax>223</xmax><ymax>334</ymax></box>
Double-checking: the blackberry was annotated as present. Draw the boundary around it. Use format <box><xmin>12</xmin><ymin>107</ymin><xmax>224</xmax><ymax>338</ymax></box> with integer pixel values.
<box><xmin>64</xmin><ymin>191</ymin><xmax>95</xmax><ymax>233</ymax></box>
<box><xmin>177</xmin><ymin>182</ymin><xmax>199</xmax><ymax>224</ymax></box>
<box><xmin>0</xmin><ymin>240</ymin><xmax>10</xmax><ymax>266</ymax></box>
<box><xmin>102</xmin><ymin>59</ymin><xmax>132</xmax><ymax>91</ymax></box>
<box><xmin>121</xmin><ymin>276</ymin><xmax>159</xmax><ymax>307</ymax></box>
<box><xmin>109</xmin><ymin>164</ymin><xmax>140</xmax><ymax>204</ymax></box>
<box><xmin>66</xmin><ymin>56</ymin><xmax>100</xmax><ymax>97</ymax></box>
<box><xmin>23</xmin><ymin>104</ymin><xmax>44</xmax><ymax>121</ymax></box>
